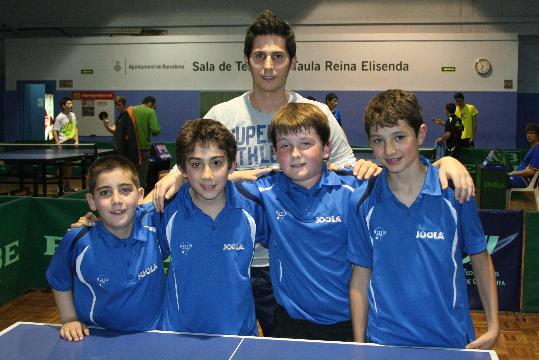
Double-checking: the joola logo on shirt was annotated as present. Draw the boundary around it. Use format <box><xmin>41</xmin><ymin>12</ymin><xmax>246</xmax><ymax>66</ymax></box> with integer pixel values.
<box><xmin>97</xmin><ymin>275</ymin><xmax>109</xmax><ymax>288</ymax></box>
<box><xmin>416</xmin><ymin>231</ymin><xmax>445</xmax><ymax>240</ymax></box>
<box><xmin>223</xmin><ymin>244</ymin><xmax>245</xmax><ymax>251</ymax></box>
<box><xmin>179</xmin><ymin>242</ymin><xmax>192</xmax><ymax>255</ymax></box>
<box><xmin>315</xmin><ymin>216</ymin><xmax>342</xmax><ymax>223</ymax></box>
<box><xmin>137</xmin><ymin>263</ymin><xmax>158</xmax><ymax>280</ymax></box>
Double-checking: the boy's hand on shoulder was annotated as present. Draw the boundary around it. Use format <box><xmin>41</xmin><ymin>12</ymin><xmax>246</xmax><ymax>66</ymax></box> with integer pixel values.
<box><xmin>151</xmin><ymin>170</ymin><xmax>186</xmax><ymax>212</ymax></box>
<box><xmin>434</xmin><ymin>156</ymin><xmax>475</xmax><ymax>203</ymax></box>
<box><xmin>60</xmin><ymin>321</ymin><xmax>90</xmax><ymax>341</ymax></box>
<box><xmin>352</xmin><ymin>159</ymin><xmax>382</xmax><ymax>180</ymax></box>
<box><xmin>229</xmin><ymin>168</ymin><xmax>272</xmax><ymax>182</ymax></box>
<box><xmin>466</xmin><ymin>328</ymin><xmax>499</xmax><ymax>350</ymax></box>
<box><xmin>70</xmin><ymin>212</ymin><xmax>98</xmax><ymax>229</ymax></box>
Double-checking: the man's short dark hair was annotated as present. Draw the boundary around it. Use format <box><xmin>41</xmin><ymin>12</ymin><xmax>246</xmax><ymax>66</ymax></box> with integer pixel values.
<box><xmin>115</xmin><ymin>96</ymin><xmax>126</xmax><ymax>106</ymax></box>
<box><xmin>325</xmin><ymin>93</ymin><xmax>338</xmax><ymax>104</ymax></box>
<box><xmin>453</xmin><ymin>92</ymin><xmax>465</xmax><ymax>101</ymax></box>
<box><xmin>364</xmin><ymin>89</ymin><xmax>424</xmax><ymax>138</ymax></box>
<box><xmin>244</xmin><ymin>10</ymin><xmax>296</xmax><ymax>59</ymax></box>
<box><xmin>176</xmin><ymin>119</ymin><xmax>237</xmax><ymax>172</ymax></box>
<box><xmin>142</xmin><ymin>96</ymin><xmax>156</xmax><ymax>106</ymax></box>
<box><xmin>269</xmin><ymin>103</ymin><xmax>330</xmax><ymax>147</ymax></box>
<box><xmin>526</xmin><ymin>123</ymin><xmax>539</xmax><ymax>135</ymax></box>
<box><xmin>60</xmin><ymin>97</ymin><xmax>72</xmax><ymax>110</ymax></box>
<box><xmin>446</xmin><ymin>103</ymin><xmax>456</xmax><ymax>115</ymax></box>
<box><xmin>88</xmin><ymin>154</ymin><xmax>140</xmax><ymax>194</ymax></box>
<box><xmin>98</xmin><ymin>111</ymin><xmax>109</xmax><ymax>120</ymax></box>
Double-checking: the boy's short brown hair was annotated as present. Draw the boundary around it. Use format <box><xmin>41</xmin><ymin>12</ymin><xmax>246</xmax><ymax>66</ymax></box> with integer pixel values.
<box><xmin>88</xmin><ymin>154</ymin><xmax>140</xmax><ymax>193</ymax></box>
<box><xmin>269</xmin><ymin>103</ymin><xmax>330</xmax><ymax>147</ymax></box>
<box><xmin>364</xmin><ymin>89</ymin><xmax>424</xmax><ymax>138</ymax></box>
<box><xmin>244</xmin><ymin>10</ymin><xmax>296</xmax><ymax>59</ymax></box>
<box><xmin>526</xmin><ymin>123</ymin><xmax>539</xmax><ymax>135</ymax></box>
<box><xmin>176</xmin><ymin>119</ymin><xmax>237</xmax><ymax>171</ymax></box>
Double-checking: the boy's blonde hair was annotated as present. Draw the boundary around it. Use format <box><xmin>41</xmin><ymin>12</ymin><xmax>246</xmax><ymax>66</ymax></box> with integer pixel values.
<box><xmin>269</xmin><ymin>103</ymin><xmax>330</xmax><ymax>147</ymax></box>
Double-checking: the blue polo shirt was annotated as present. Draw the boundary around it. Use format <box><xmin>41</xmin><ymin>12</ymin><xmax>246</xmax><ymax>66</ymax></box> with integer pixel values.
<box><xmin>240</xmin><ymin>167</ymin><xmax>366</xmax><ymax>324</ymax></box>
<box><xmin>159</xmin><ymin>181</ymin><xmax>265</xmax><ymax>336</ymax></box>
<box><xmin>348</xmin><ymin>157</ymin><xmax>487</xmax><ymax>348</ymax></box>
<box><xmin>46</xmin><ymin>204</ymin><xmax>167</xmax><ymax>331</ymax></box>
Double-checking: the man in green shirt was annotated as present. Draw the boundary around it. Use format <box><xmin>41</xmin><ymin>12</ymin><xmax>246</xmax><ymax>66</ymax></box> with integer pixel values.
<box><xmin>129</xmin><ymin>96</ymin><xmax>160</xmax><ymax>190</ymax></box>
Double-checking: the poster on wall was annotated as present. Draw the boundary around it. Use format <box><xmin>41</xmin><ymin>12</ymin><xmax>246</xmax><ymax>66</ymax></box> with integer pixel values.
<box><xmin>71</xmin><ymin>91</ymin><xmax>115</xmax><ymax>136</ymax></box>
<box><xmin>44</xmin><ymin>94</ymin><xmax>54</xmax><ymax>141</ymax></box>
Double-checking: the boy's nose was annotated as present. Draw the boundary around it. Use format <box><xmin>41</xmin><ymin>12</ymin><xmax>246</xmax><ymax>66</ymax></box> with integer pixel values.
<box><xmin>264</xmin><ymin>55</ymin><xmax>274</xmax><ymax>70</ymax></box>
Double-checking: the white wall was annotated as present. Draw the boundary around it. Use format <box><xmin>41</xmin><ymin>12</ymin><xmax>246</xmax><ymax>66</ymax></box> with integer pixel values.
<box><xmin>5</xmin><ymin>33</ymin><xmax>518</xmax><ymax>93</ymax></box>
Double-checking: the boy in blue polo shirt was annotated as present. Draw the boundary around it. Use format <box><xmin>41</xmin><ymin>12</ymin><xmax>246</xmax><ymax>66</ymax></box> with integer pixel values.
<box><xmin>237</xmin><ymin>103</ymin><xmax>367</xmax><ymax>341</ymax></box>
<box><xmin>46</xmin><ymin>155</ymin><xmax>167</xmax><ymax>341</ymax></box>
<box><xmin>158</xmin><ymin>119</ymin><xmax>265</xmax><ymax>336</ymax></box>
<box><xmin>348</xmin><ymin>89</ymin><xmax>499</xmax><ymax>349</ymax></box>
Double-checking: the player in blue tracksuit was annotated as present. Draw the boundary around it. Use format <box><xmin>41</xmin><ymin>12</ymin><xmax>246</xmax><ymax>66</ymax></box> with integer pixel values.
<box><xmin>239</xmin><ymin>103</ymin><xmax>367</xmax><ymax>341</ymax></box>
<box><xmin>158</xmin><ymin>119</ymin><xmax>265</xmax><ymax>336</ymax></box>
<box><xmin>47</xmin><ymin>155</ymin><xmax>167</xmax><ymax>341</ymax></box>
<box><xmin>348</xmin><ymin>89</ymin><xmax>499</xmax><ymax>349</ymax></box>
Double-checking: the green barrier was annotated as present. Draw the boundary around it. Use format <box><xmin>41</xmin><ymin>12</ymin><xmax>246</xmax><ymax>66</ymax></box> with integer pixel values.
<box><xmin>523</xmin><ymin>211</ymin><xmax>539</xmax><ymax>312</ymax></box>
<box><xmin>0</xmin><ymin>195</ymin><xmax>22</xmax><ymax>205</ymax></box>
<box><xmin>27</xmin><ymin>198</ymin><xmax>90</xmax><ymax>289</ymax></box>
<box><xmin>0</xmin><ymin>197</ymin><xmax>90</xmax><ymax>305</ymax></box>
<box><xmin>0</xmin><ymin>198</ymin><xmax>32</xmax><ymax>305</ymax></box>
<box><xmin>61</xmin><ymin>189</ymin><xmax>90</xmax><ymax>199</ymax></box>
<box><xmin>478</xmin><ymin>165</ymin><xmax>507</xmax><ymax>209</ymax></box>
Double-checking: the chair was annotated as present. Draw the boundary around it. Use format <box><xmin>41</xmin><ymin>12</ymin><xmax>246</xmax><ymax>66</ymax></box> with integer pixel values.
<box><xmin>506</xmin><ymin>171</ymin><xmax>539</xmax><ymax>210</ymax></box>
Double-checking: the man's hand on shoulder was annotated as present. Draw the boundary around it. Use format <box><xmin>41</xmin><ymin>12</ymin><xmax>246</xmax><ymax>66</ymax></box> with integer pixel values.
<box><xmin>433</xmin><ymin>156</ymin><xmax>475</xmax><ymax>203</ymax></box>
<box><xmin>70</xmin><ymin>212</ymin><xmax>97</xmax><ymax>229</ymax></box>
<box><xmin>352</xmin><ymin>159</ymin><xmax>382</xmax><ymax>180</ymax></box>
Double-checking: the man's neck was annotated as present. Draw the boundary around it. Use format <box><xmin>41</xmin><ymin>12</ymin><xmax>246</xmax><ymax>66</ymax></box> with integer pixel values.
<box><xmin>249</xmin><ymin>89</ymin><xmax>289</xmax><ymax>113</ymax></box>
<box><xmin>62</xmin><ymin>110</ymin><xmax>70</xmax><ymax>115</ymax></box>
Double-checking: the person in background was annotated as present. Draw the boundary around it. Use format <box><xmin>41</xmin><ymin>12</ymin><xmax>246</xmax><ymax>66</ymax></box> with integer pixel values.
<box><xmin>131</xmin><ymin>96</ymin><xmax>160</xmax><ymax>191</ymax></box>
<box><xmin>507</xmin><ymin>123</ymin><xmax>539</xmax><ymax>188</ymax></box>
<box><xmin>434</xmin><ymin>103</ymin><xmax>464</xmax><ymax>160</ymax></box>
<box><xmin>454</xmin><ymin>92</ymin><xmax>478</xmax><ymax>148</ymax></box>
<box><xmin>100</xmin><ymin>96</ymin><xmax>127</xmax><ymax>134</ymax></box>
<box><xmin>53</xmin><ymin>97</ymin><xmax>79</xmax><ymax>192</ymax></box>
<box><xmin>325</xmin><ymin>92</ymin><xmax>342</xmax><ymax>126</ymax></box>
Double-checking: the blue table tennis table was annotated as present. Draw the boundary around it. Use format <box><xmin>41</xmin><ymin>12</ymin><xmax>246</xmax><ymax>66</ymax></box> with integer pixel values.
<box><xmin>0</xmin><ymin>322</ymin><xmax>498</xmax><ymax>360</ymax></box>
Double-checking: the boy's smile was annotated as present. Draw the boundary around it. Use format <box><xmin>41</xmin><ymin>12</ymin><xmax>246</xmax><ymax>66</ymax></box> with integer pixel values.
<box><xmin>274</xmin><ymin>128</ymin><xmax>330</xmax><ymax>189</ymax></box>
<box><xmin>86</xmin><ymin>168</ymin><xmax>144</xmax><ymax>239</ymax></box>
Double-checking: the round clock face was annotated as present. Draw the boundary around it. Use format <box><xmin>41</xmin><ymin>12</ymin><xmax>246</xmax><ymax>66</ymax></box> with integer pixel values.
<box><xmin>475</xmin><ymin>58</ymin><xmax>492</xmax><ymax>75</ymax></box>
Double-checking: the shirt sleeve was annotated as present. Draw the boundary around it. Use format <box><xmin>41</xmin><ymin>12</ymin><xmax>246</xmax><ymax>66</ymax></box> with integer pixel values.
<box><xmin>149</xmin><ymin>109</ymin><xmax>160</xmax><ymax>135</ymax></box>
<box><xmin>470</xmin><ymin>104</ymin><xmax>479</xmax><ymax>117</ymax></box>
<box><xmin>347</xmin><ymin>191</ymin><xmax>373</xmax><ymax>268</ymax></box>
<box><xmin>45</xmin><ymin>228</ymin><xmax>83</xmax><ymax>291</ymax></box>
<box><xmin>322</xmin><ymin>105</ymin><xmax>356</xmax><ymax>166</ymax></box>
<box><xmin>459</xmin><ymin>198</ymin><xmax>487</xmax><ymax>256</ymax></box>
<box><xmin>529</xmin><ymin>146</ymin><xmax>539</xmax><ymax>169</ymax></box>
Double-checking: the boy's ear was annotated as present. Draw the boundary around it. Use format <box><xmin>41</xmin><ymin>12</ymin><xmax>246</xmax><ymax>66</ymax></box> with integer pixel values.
<box><xmin>136</xmin><ymin>187</ymin><xmax>145</xmax><ymax>206</ymax></box>
<box><xmin>417</xmin><ymin>123</ymin><xmax>428</xmax><ymax>146</ymax></box>
<box><xmin>228</xmin><ymin>160</ymin><xmax>237</xmax><ymax>175</ymax></box>
<box><xmin>323</xmin><ymin>140</ymin><xmax>331</xmax><ymax>160</ymax></box>
<box><xmin>86</xmin><ymin>193</ymin><xmax>97</xmax><ymax>212</ymax></box>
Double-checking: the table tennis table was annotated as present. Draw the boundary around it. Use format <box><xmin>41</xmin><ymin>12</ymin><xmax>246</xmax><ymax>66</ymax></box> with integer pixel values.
<box><xmin>0</xmin><ymin>322</ymin><xmax>498</xmax><ymax>360</ymax></box>
<box><xmin>0</xmin><ymin>144</ymin><xmax>113</xmax><ymax>196</ymax></box>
